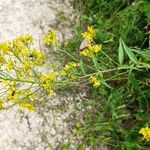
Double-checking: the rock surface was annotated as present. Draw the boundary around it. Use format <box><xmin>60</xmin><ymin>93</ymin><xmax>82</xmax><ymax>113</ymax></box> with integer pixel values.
<box><xmin>0</xmin><ymin>0</ymin><xmax>82</xmax><ymax>149</ymax></box>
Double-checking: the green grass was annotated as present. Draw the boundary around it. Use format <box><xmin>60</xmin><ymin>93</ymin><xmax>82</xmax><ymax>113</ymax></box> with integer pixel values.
<box><xmin>58</xmin><ymin>0</ymin><xmax>150</xmax><ymax>149</ymax></box>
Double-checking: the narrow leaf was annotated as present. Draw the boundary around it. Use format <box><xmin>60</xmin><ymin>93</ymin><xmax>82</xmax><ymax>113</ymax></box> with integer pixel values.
<box><xmin>79</xmin><ymin>59</ymin><xmax>86</xmax><ymax>75</ymax></box>
<box><xmin>128</xmin><ymin>71</ymin><xmax>139</xmax><ymax>90</ymax></box>
<box><xmin>131</xmin><ymin>49</ymin><xmax>150</xmax><ymax>58</ymax></box>
<box><xmin>118</xmin><ymin>38</ymin><xmax>124</xmax><ymax>65</ymax></box>
<box><xmin>101</xmin><ymin>79</ymin><xmax>113</xmax><ymax>89</ymax></box>
<box><xmin>121</xmin><ymin>39</ymin><xmax>138</xmax><ymax>63</ymax></box>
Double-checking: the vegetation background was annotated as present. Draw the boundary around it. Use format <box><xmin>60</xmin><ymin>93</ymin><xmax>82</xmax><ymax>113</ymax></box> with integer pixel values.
<box><xmin>0</xmin><ymin>0</ymin><xmax>149</xmax><ymax>149</ymax></box>
<box><xmin>59</xmin><ymin>0</ymin><xmax>150</xmax><ymax>149</ymax></box>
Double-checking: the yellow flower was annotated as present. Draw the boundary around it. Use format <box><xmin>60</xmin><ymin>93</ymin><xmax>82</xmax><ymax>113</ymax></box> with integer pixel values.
<box><xmin>12</xmin><ymin>39</ymin><xmax>25</xmax><ymax>55</ymax></box>
<box><xmin>139</xmin><ymin>127</ymin><xmax>150</xmax><ymax>141</ymax></box>
<box><xmin>82</xmin><ymin>26</ymin><xmax>96</xmax><ymax>41</ymax></box>
<box><xmin>20</xmin><ymin>103</ymin><xmax>35</xmax><ymax>112</ymax></box>
<box><xmin>40</xmin><ymin>72</ymin><xmax>57</xmax><ymax>94</ymax></box>
<box><xmin>88</xmin><ymin>26</ymin><xmax>95</xmax><ymax>33</ymax></box>
<box><xmin>62</xmin><ymin>62</ymin><xmax>79</xmax><ymax>80</ymax></box>
<box><xmin>43</xmin><ymin>29</ymin><xmax>57</xmax><ymax>45</ymax></box>
<box><xmin>40</xmin><ymin>72</ymin><xmax>57</xmax><ymax>83</ymax></box>
<box><xmin>90</xmin><ymin>75</ymin><xmax>100</xmax><ymax>87</ymax></box>
<box><xmin>30</xmin><ymin>49</ymin><xmax>46</xmax><ymax>66</ymax></box>
<box><xmin>88</xmin><ymin>44</ymin><xmax>102</xmax><ymax>53</ymax></box>
<box><xmin>47</xmin><ymin>89</ymin><xmax>54</xmax><ymax>96</ymax></box>
<box><xmin>64</xmin><ymin>62</ymin><xmax>79</xmax><ymax>71</ymax></box>
<box><xmin>20</xmin><ymin>47</ymin><xmax>30</xmax><ymax>57</ymax></box>
<box><xmin>1</xmin><ymin>80</ymin><xmax>16</xmax><ymax>86</ymax></box>
<box><xmin>0</xmin><ymin>42</ymin><xmax>11</xmax><ymax>55</ymax></box>
<box><xmin>22</xmin><ymin>60</ymin><xmax>31</xmax><ymax>70</ymax></box>
<box><xmin>17</xmin><ymin>34</ymin><xmax>33</xmax><ymax>45</ymax></box>
<box><xmin>80</xmin><ymin>44</ymin><xmax>102</xmax><ymax>57</ymax></box>
<box><xmin>7</xmin><ymin>87</ymin><xmax>19</xmax><ymax>100</ymax></box>
<box><xmin>0</xmin><ymin>99</ymin><xmax>3</xmax><ymax>110</ymax></box>
<box><xmin>5</xmin><ymin>59</ymin><xmax>16</xmax><ymax>70</ymax></box>
<box><xmin>80</xmin><ymin>49</ymin><xmax>91</xmax><ymax>57</ymax></box>
<box><xmin>0</xmin><ymin>55</ymin><xmax>5</xmax><ymax>64</ymax></box>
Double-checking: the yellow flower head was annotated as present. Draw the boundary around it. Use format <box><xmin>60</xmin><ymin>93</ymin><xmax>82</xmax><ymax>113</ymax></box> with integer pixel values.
<box><xmin>139</xmin><ymin>127</ymin><xmax>150</xmax><ymax>141</ymax></box>
<box><xmin>43</xmin><ymin>29</ymin><xmax>57</xmax><ymax>45</ymax></box>
<box><xmin>30</xmin><ymin>49</ymin><xmax>46</xmax><ymax>66</ymax></box>
<box><xmin>20</xmin><ymin>103</ymin><xmax>35</xmax><ymax>112</ymax></box>
<box><xmin>22</xmin><ymin>59</ymin><xmax>31</xmax><ymax>70</ymax></box>
<box><xmin>5</xmin><ymin>59</ymin><xmax>16</xmax><ymax>70</ymax></box>
<box><xmin>0</xmin><ymin>42</ymin><xmax>11</xmax><ymax>55</ymax></box>
<box><xmin>62</xmin><ymin>62</ymin><xmax>80</xmax><ymax>80</ymax></box>
<box><xmin>17</xmin><ymin>34</ymin><xmax>33</xmax><ymax>45</ymax></box>
<box><xmin>80</xmin><ymin>49</ymin><xmax>91</xmax><ymax>57</ymax></box>
<box><xmin>1</xmin><ymin>80</ymin><xmax>16</xmax><ymax>86</ymax></box>
<box><xmin>40</xmin><ymin>72</ymin><xmax>57</xmax><ymax>94</ymax></box>
<box><xmin>82</xmin><ymin>26</ymin><xmax>96</xmax><ymax>41</ymax></box>
<box><xmin>20</xmin><ymin>47</ymin><xmax>30</xmax><ymax>57</ymax></box>
<box><xmin>7</xmin><ymin>87</ymin><xmax>19</xmax><ymax>101</ymax></box>
<box><xmin>88</xmin><ymin>44</ymin><xmax>102</xmax><ymax>53</ymax></box>
<box><xmin>12</xmin><ymin>39</ymin><xmax>25</xmax><ymax>55</ymax></box>
<box><xmin>90</xmin><ymin>75</ymin><xmax>101</xmax><ymax>87</ymax></box>
<box><xmin>40</xmin><ymin>72</ymin><xmax>57</xmax><ymax>83</ymax></box>
<box><xmin>64</xmin><ymin>62</ymin><xmax>79</xmax><ymax>71</ymax></box>
<box><xmin>80</xmin><ymin>44</ymin><xmax>102</xmax><ymax>57</ymax></box>
<box><xmin>87</xmin><ymin>26</ymin><xmax>95</xmax><ymax>34</ymax></box>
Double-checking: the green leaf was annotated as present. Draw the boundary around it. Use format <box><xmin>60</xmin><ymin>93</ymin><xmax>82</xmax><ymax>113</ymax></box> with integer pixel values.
<box><xmin>91</xmin><ymin>56</ymin><xmax>99</xmax><ymax>71</ymax></box>
<box><xmin>131</xmin><ymin>49</ymin><xmax>150</xmax><ymax>58</ymax></box>
<box><xmin>121</xmin><ymin>39</ymin><xmax>138</xmax><ymax>63</ymax></box>
<box><xmin>79</xmin><ymin>59</ymin><xmax>86</xmax><ymax>75</ymax></box>
<box><xmin>94</xmin><ymin>125</ymin><xmax>102</xmax><ymax>131</ymax></box>
<box><xmin>94</xmin><ymin>124</ymin><xmax>113</xmax><ymax>131</ymax></box>
<box><xmin>77</xmin><ymin>144</ymin><xmax>84</xmax><ymax>150</ymax></box>
<box><xmin>101</xmin><ymin>79</ymin><xmax>113</xmax><ymax>89</ymax></box>
<box><xmin>118</xmin><ymin>38</ymin><xmax>124</xmax><ymax>65</ymax></box>
<box><xmin>128</xmin><ymin>71</ymin><xmax>139</xmax><ymax>90</ymax></box>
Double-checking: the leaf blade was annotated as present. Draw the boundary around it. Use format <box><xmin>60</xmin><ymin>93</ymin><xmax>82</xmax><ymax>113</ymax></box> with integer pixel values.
<box><xmin>118</xmin><ymin>38</ymin><xmax>124</xmax><ymax>65</ymax></box>
<box><xmin>121</xmin><ymin>39</ymin><xmax>138</xmax><ymax>63</ymax></box>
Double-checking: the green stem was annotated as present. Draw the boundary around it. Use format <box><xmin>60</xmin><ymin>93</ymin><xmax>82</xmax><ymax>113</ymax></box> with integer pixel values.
<box><xmin>77</xmin><ymin>66</ymin><xmax>144</xmax><ymax>79</ymax></box>
<box><xmin>0</xmin><ymin>77</ymin><xmax>35</xmax><ymax>84</ymax></box>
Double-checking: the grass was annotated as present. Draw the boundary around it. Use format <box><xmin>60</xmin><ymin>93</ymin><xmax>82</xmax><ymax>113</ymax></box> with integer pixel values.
<box><xmin>57</xmin><ymin>0</ymin><xmax>150</xmax><ymax>149</ymax></box>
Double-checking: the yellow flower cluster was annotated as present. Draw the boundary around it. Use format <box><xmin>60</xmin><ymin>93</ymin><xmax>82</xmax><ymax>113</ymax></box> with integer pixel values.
<box><xmin>29</xmin><ymin>49</ymin><xmax>46</xmax><ymax>66</ymax></box>
<box><xmin>62</xmin><ymin>62</ymin><xmax>79</xmax><ymax>80</ymax></box>
<box><xmin>20</xmin><ymin>103</ymin><xmax>35</xmax><ymax>112</ymax></box>
<box><xmin>81</xmin><ymin>26</ymin><xmax>102</xmax><ymax>57</ymax></box>
<box><xmin>0</xmin><ymin>42</ymin><xmax>11</xmax><ymax>55</ymax></box>
<box><xmin>17</xmin><ymin>34</ymin><xmax>33</xmax><ymax>45</ymax></box>
<box><xmin>139</xmin><ymin>127</ymin><xmax>150</xmax><ymax>141</ymax></box>
<box><xmin>1</xmin><ymin>80</ymin><xmax>16</xmax><ymax>86</ymax></box>
<box><xmin>5</xmin><ymin>86</ymin><xmax>37</xmax><ymax>111</ymax></box>
<box><xmin>0</xmin><ymin>34</ymin><xmax>46</xmax><ymax>73</ymax></box>
<box><xmin>40</xmin><ymin>72</ymin><xmax>57</xmax><ymax>95</ymax></box>
<box><xmin>6</xmin><ymin>59</ymin><xmax>16</xmax><ymax>70</ymax></box>
<box><xmin>64</xmin><ymin>62</ymin><xmax>80</xmax><ymax>71</ymax></box>
<box><xmin>0</xmin><ymin>34</ymin><xmax>47</xmax><ymax>112</ymax></box>
<box><xmin>43</xmin><ymin>29</ymin><xmax>57</xmax><ymax>45</ymax></box>
<box><xmin>7</xmin><ymin>86</ymin><xmax>19</xmax><ymax>100</ymax></box>
<box><xmin>90</xmin><ymin>75</ymin><xmax>101</xmax><ymax>87</ymax></box>
<box><xmin>80</xmin><ymin>44</ymin><xmax>102</xmax><ymax>57</ymax></box>
<box><xmin>82</xmin><ymin>26</ymin><xmax>96</xmax><ymax>41</ymax></box>
<box><xmin>1</xmin><ymin>81</ymin><xmax>37</xmax><ymax>112</ymax></box>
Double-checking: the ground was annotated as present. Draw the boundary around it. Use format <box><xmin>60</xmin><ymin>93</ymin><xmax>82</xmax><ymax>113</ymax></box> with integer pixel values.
<box><xmin>0</xmin><ymin>0</ymin><xmax>83</xmax><ymax>149</ymax></box>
